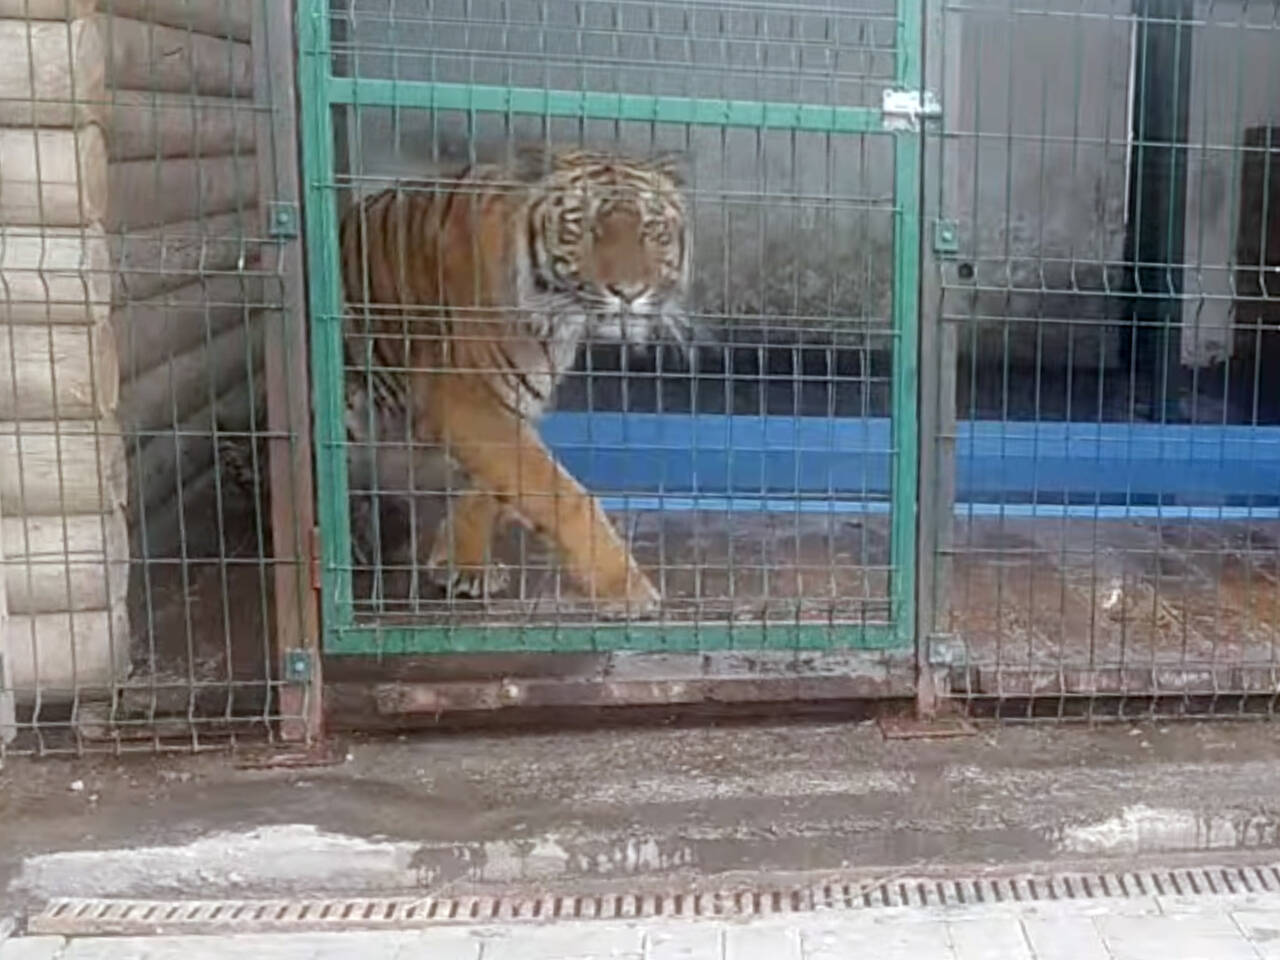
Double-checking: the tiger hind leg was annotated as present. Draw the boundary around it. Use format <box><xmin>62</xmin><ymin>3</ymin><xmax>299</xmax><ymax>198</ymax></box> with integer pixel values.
<box><xmin>422</xmin><ymin>378</ymin><xmax>660</xmax><ymax>616</ymax></box>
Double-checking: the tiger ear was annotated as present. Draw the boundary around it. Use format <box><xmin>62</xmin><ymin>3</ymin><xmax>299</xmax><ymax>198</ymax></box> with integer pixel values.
<box><xmin>648</xmin><ymin>150</ymin><xmax>689</xmax><ymax>186</ymax></box>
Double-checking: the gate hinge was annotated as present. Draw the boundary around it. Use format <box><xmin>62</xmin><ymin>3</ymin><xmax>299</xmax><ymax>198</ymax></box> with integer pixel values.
<box><xmin>882</xmin><ymin>88</ymin><xmax>942</xmax><ymax>132</ymax></box>
<box><xmin>267</xmin><ymin>201</ymin><xmax>299</xmax><ymax>240</ymax></box>
<box><xmin>283</xmin><ymin>648</ymin><xmax>313</xmax><ymax>684</ymax></box>
<box><xmin>309</xmin><ymin>525</ymin><xmax>322</xmax><ymax>592</ymax></box>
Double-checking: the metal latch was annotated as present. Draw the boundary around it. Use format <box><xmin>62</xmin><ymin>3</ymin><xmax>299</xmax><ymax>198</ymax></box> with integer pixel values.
<box><xmin>882</xmin><ymin>89</ymin><xmax>942</xmax><ymax>131</ymax></box>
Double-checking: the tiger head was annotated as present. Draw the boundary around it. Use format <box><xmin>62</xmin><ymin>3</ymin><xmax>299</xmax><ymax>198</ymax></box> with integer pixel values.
<box><xmin>520</xmin><ymin>147</ymin><xmax>691</xmax><ymax>345</ymax></box>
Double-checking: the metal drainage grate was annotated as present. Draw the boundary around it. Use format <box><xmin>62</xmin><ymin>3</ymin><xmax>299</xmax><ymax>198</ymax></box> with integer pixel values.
<box><xmin>26</xmin><ymin>864</ymin><xmax>1280</xmax><ymax>937</ymax></box>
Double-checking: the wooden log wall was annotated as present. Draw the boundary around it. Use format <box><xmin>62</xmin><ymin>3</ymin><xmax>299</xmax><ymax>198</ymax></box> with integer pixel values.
<box><xmin>101</xmin><ymin>0</ymin><xmax>264</xmax><ymax>568</ymax></box>
<box><xmin>1</xmin><ymin>0</ymin><xmax>263</xmax><ymax>702</ymax></box>
<box><xmin>0</xmin><ymin>4</ymin><xmax>128</xmax><ymax>700</ymax></box>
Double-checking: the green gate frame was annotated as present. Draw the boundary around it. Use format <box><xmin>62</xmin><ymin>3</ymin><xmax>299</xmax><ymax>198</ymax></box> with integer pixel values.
<box><xmin>296</xmin><ymin>0</ymin><xmax>926</xmax><ymax>656</ymax></box>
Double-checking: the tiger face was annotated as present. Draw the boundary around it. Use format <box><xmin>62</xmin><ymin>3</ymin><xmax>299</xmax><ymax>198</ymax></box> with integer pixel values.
<box><xmin>523</xmin><ymin>149</ymin><xmax>690</xmax><ymax>344</ymax></box>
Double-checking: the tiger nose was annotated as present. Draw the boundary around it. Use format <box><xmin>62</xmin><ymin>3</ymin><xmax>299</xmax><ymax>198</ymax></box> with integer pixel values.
<box><xmin>606</xmin><ymin>282</ymin><xmax>644</xmax><ymax>303</ymax></box>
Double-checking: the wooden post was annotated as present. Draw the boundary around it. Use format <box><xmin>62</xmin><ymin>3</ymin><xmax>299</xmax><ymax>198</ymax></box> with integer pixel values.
<box><xmin>253</xmin><ymin>0</ymin><xmax>322</xmax><ymax>743</ymax></box>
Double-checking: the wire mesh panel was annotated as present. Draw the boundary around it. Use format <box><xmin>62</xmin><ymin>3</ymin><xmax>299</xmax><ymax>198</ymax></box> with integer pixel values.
<box><xmin>299</xmin><ymin>0</ymin><xmax>924</xmax><ymax>656</ymax></box>
<box><xmin>0</xmin><ymin>1</ymin><xmax>316</xmax><ymax>755</ymax></box>
<box><xmin>927</xmin><ymin>0</ymin><xmax>1280</xmax><ymax>717</ymax></box>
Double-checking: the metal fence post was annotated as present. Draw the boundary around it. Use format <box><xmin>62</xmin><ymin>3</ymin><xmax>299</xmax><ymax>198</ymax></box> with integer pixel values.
<box><xmin>913</xmin><ymin>0</ymin><xmax>958</xmax><ymax>719</ymax></box>
<box><xmin>253</xmin><ymin>0</ymin><xmax>323</xmax><ymax>744</ymax></box>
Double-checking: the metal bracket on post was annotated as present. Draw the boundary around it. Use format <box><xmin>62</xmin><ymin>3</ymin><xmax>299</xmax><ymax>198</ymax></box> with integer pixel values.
<box><xmin>926</xmin><ymin>633</ymin><xmax>958</xmax><ymax>667</ymax></box>
<box><xmin>881</xmin><ymin>635</ymin><xmax>974</xmax><ymax>740</ymax></box>
<box><xmin>933</xmin><ymin>219</ymin><xmax>960</xmax><ymax>257</ymax></box>
<box><xmin>232</xmin><ymin>647</ymin><xmax>344</xmax><ymax>769</ymax></box>
<box><xmin>881</xmin><ymin>88</ymin><xmax>942</xmax><ymax>132</ymax></box>
<box><xmin>284</xmin><ymin>648</ymin><xmax>313</xmax><ymax>684</ymax></box>
<box><xmin>267</xmin><ymin>201</ymin><xmax>300</xmax><ymax>240</ymax></box>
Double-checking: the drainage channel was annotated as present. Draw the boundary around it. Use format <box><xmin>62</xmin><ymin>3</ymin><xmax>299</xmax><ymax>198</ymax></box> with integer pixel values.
<box><xmin>23</xmin><ymin>863</ymin><xmax>1280</xmax><ymax>937</ymax></box>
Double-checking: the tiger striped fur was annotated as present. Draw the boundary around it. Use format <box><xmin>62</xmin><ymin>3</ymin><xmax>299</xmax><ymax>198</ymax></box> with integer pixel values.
<box><xmin>338</xmin><ymin>146</ymin><xmax>691</xmax><ymax>613</ymax></box>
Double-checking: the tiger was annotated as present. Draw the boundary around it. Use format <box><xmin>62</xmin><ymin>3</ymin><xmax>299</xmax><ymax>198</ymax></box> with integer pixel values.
<box><xmin>337</xmin><ymin>146</ymin><xmax>692</xmax><ymax>615</ymax></box>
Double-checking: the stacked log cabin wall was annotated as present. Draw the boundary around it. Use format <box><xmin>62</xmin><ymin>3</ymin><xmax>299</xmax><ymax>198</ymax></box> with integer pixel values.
<box><xmin>0</xmin><ymin>0</ymin><xmax>265</xmax><ymax>728</ymax></box>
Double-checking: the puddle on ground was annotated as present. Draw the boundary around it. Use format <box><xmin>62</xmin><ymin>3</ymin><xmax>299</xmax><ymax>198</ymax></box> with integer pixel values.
<box><xmin>16</xmin><ymin>804</ymin><xmax>1280</xmax><ymax>903</ymax></box>
<box><xmin>1053</xmin><ymin>803</ymin><xmax>1280</xmax><ymax>857</ymax></box>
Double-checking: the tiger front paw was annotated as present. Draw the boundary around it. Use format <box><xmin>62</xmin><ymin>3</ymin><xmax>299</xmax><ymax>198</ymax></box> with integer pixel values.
<box><xmin>426</xmin><ymin>560</ymin><xmax>510</xmax><ymax>600</ymax></box>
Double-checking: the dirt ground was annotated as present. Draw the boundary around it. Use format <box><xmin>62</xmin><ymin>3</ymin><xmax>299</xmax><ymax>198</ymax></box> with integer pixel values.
<box><xmin>78</xmin><ymin>496</ymin><xmax>1280</xmax><ymax>742</ymax></box>
<box><xmin>947</xmin><ymin>515</ymin><xmax>1280</xmax><ymax>695</ymax></box>
<box><xmin>351</xmin><ymin>509</ymin><xmax>893</xmax><ymax>625</ymax></box>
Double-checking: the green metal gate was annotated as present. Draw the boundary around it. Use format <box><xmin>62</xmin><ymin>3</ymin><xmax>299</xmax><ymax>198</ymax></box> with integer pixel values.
<box><xmin>297</xmin><ymin>0</ymin><xmax>927</xmax><ymax>657</ymax></box>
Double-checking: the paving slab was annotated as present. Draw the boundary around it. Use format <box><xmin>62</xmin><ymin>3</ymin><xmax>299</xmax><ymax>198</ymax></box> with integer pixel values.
<box><xmin>8</xmin><ymin>891</ymin><xmax>1280</xmax><ymax>960</ymax></box>
<box><xmin>0</xmin><ymin>938</ymin><xmax>65</xmax><ymax>960</ymax></box>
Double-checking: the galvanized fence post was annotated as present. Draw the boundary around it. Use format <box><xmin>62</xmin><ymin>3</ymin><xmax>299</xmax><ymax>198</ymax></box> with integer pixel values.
<box><xmin>914</xmin><ymin>0</ymin><xmax>956</xmax><ymax>720</ymax></box>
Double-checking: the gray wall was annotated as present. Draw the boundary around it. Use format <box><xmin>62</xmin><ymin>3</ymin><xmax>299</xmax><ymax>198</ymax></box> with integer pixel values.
<box><xmin>335</xmin><ymin>0</ymin><xmax>1279</xmax><ymax>387</ymax></box>
<box><xmin>1179</xmin><ymin>0</ymin><xmax>1280</xmax><ymax>366</ymax></box>
<box><xmin>339</xmin><ymin>0</ymin><xmax>900</xmax><ymax>372</ymax></box>
<box><xmin>941</xmin><ymin>0</ymin><xmax>1133</xmax><ymax>370</ymax></box>
<box><xmin>944</xmin><ymin>0</ymin><xmax>1280</xmax><ymax>374</ymax></box>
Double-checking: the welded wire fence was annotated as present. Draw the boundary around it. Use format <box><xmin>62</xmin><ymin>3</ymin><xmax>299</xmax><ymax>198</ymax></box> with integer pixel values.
<box><xmin>927</xmin><ymin>0</ymin><xmax>1280</xmax><ymax>719</ymax></box>
<box><xmin>6</xmin><ymin>0</ymin><xmax>1280</xmax><ymax>745</ymax></box>
<box><xmin>299</xmin><ymin>0</ymin><xmax>1280</xmax><ymax>722</ymax></box>
<box><xmin>0</xmin><ymin>0</ymin><xmax>316</xmax><ymax>756</ymax></box>
<box><xmin>303</xmin><ymin>0</ymin><xmax>924</xmax><ymax>670</ymax></box>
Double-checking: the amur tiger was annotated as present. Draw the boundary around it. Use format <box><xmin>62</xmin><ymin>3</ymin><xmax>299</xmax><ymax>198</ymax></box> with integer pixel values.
<box><xmin>336</xmin><ymin>146</ymin><xmax>692</xmax><ymax>615</ymax></box>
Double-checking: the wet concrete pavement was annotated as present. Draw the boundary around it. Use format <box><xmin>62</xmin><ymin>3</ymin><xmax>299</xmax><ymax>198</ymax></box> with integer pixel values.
<box><xmin>3</xmin><ymin>720</ymin><xmax>1280</xmax><ymax>914</ymax></box>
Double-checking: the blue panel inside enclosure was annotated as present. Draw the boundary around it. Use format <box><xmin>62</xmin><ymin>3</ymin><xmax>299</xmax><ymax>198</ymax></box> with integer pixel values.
<box><xmin>540</xmin><ymin>413</ymin><xmax>1280</xmax><ymax>515</ymax></box>
<box><xmin>540</xmin><ymin>413</ymin><xmax>892</xmax><ymax>499</ymax></box>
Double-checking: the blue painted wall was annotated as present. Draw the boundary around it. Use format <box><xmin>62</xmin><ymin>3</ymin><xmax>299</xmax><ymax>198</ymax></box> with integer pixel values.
<box><xmin>541</xmin><ymin>413</ymin><xmax>1280</xmax><ymax>517</ymax></box>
